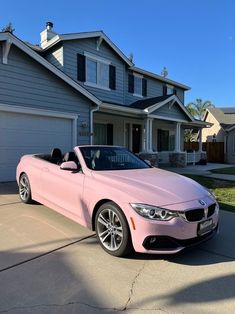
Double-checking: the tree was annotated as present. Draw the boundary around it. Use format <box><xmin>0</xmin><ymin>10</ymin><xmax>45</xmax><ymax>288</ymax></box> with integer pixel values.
<box><xmin>184</xmin><ymin>129</ymin><xmax>197</xmax><ymax>142</ymax></box>
<box><xmin>186</xmin><ymin>98</ymin><xmax>214</xmax><ymax>120</ymax></box>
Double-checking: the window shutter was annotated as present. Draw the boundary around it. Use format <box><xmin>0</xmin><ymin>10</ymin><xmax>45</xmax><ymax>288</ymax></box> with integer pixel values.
<box><xmin>109</xmin><ymin>65</ymin><xmax>116</xmax><ymax>90</ymax></box>
<box><xmin>77</xmin><ymin>53</ymin><xmax>86</xmax><ymax>82</ymax></box>
<box><xmin>173</xmin><ymin>88</ymin><xmax>177</xmax><ymax>95</ymax></box>
<box><xmin>107</xmin><ymin>124</ymin><xmax>113</xmax><ymax>145</ymax></box>
<box><xmin>162</xmin><ymin>85</ymin><xmax>167</xmax><ymax>96</ymax></box>
<box><xmin>128</xmin><ymin>74</ymin><xmax>134</xmax><ymax>93</ymax></box>
<box><xmin>142</xmin><ymin>78</ymin><xmax>147</xmax><ymax>97</ymax></box>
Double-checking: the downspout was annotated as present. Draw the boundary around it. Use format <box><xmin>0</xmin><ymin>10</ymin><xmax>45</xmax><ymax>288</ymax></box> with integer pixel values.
<box><xmin>90</xmin><ymin>103</ymin><xmax>100</xmax><ymax>145</ymax></box>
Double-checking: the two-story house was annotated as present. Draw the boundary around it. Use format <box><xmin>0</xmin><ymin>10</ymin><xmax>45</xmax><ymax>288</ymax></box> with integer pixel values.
<box><xmin>0</xmin><ymin>22</ymin><xmax>208</xmax><ymax>182</ymax></box>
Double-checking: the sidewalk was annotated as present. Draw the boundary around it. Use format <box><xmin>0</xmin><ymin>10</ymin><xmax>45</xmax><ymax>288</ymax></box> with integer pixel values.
<box><xmin>164</xmin><ymin>163</ymin><xmax>235</xmax><ymax>181</ymax></box>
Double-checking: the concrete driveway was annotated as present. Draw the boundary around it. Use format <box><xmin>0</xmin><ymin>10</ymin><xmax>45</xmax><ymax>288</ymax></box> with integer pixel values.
<box><xmin>0</xmin><ymin>182</ymin><xmax>235</xmax><ymax>314</ymax></box>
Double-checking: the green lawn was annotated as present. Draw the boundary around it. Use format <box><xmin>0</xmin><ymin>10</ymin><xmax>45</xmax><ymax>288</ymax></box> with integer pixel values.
<box><xmin>183</xmin><ymin>175</ymin><xmax>235</xmax><ymax>213</ymax></box>
<box><xmin>210</xmin><ymin>166</ymin><xmax>235</xmax><ymax>175</ymax></box>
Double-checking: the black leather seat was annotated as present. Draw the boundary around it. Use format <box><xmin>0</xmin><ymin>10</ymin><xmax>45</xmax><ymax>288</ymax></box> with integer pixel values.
<box><xmin>63</xmin><ymin>152</ymin><xmax>77</xmax><ymax>163</ymax></box>
<box><xmin>50</xmin><ymin>148</ymin><xmax>62</xmax><ymax>164</ymax></box>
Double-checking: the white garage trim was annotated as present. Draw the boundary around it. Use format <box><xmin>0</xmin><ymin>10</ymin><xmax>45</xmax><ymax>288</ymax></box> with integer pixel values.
<box><xmin>0</xmin><ymin>103</ymin><xmax>79</xmax><ymax>146</ymax></box>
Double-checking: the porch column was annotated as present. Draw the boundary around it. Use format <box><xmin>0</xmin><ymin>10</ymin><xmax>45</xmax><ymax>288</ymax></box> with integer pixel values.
<box><xmin>175</xmin><ymin>122</ymin><xmax>181</xmax><ymax>152</ymax></box>
<box><xmin>144</xmin><ymin>118</ymin><xmax>153</xmax><ymax>152</ymax></box>
<box><xmin>149</xmin><ymin>118</ymin><xmax>153</xmax><ymax>152</ymax></box>
<box><xmin>198</xmin><ymin>128</ymin><xmax>203</xmax><ymax>152</ymax></box>
<box><xmin>143</xmin><ymin>119</ymin><xmax>148</xmax><ymax>152</ymax></box>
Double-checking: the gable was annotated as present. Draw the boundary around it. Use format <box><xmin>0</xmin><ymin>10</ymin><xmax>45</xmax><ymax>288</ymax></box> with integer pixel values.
<box><xmin>0</xmin><ymin>32</ymin><xmax>101</xmax><ymax>106</ymax></box>
<box><xmin>151</xmin><ymin>101</ymin><xmax>191</xmax><ymax>121</ymax></box>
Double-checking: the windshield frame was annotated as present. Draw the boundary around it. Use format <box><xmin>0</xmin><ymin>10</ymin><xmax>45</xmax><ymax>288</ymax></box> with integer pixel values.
<box><xmin>79</xmin><ymin>146</ymin><xmax>151</xmax><ymax>171</ymax></box>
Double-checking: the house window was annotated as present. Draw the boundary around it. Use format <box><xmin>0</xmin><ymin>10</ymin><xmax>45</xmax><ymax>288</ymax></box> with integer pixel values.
<box><xmin>157</xmin><ymin>129</ymin><xmax>169</xmax><ymax>151</ymax></box>
<box><xmin>94</xmin><ymin>123</ymin><xmax>113</xmax><ymax>145</ymax></box>
<box><xmin>87</xmin><ymin>59</ymin><xmax>97</xmax><ymax>84</ymax></box>
<box><xmin>77</xmin><ymin>52</ymin><xmax>116</xmax><ymax>90</ymax></box>
<box><xmin>128</xmin><ymin>73</ymin><xmax>147</xmax><ymax>97</ymax></box>
<box><xmin>134</xmin><ymin>75</ymin><xmax>142</xmax><ymax>96</ymax></box>
<box><xmin>86</xmin><ymin>57</ymin><xmax>109</xmax><ymax>88</ymax></box>
<box><xmin>167</xmin><ymin>86</ymin><xmax>174</xmax><ymax>95</ymax></box>
<box><xmin>163</xmin><ymin>84</ymin><xmax>177</xmax><ymax>96</ymax></box>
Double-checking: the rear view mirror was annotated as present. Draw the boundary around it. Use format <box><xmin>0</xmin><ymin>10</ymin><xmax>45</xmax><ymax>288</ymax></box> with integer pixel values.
<box><xmin>60</xmin><ymin>161</ymin><xmax>78</xmax><ymax>171</ymax></box>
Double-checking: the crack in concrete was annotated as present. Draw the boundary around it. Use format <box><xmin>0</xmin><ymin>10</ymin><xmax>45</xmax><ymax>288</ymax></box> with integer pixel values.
<box><xmin>122</xmin><ymin>261</ymin><xmax>147</xmax><ymax>311</ymax></box>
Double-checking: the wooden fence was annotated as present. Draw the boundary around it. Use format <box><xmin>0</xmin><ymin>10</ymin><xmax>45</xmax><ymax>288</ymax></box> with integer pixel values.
<box><xmin>184</xmin><ymin>142</ymin><xmax>224</xmax><ymax>163</ymax></box>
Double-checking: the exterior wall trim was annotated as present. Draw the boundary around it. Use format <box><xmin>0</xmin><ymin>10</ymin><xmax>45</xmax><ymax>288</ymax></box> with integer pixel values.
<box><xmin>0</xmin><ymin>103</ymin><xmax>78</xmax><ymax>146</ymax></box>
<box><xmin>149</xmin><ymin>114</ymin><xmax>188</xmax><ymax>123</ymax></box>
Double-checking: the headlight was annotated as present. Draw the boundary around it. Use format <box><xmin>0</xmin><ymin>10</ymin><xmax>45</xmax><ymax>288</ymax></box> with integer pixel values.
<box><xmin>130</xmin><ymin>203</ymin><xmax>178</xmax><ymax>221</ymax></box>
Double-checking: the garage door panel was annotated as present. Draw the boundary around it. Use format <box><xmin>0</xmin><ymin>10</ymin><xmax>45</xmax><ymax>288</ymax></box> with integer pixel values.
<box><xmin>0</xmin><ymin>111</ymin><xmax>74</xmax><ymax>182</ymax></box>
<box><xmin>1</xmin><ymin>129</ymin><xmax>71</xmax><ymax>147</ymax></box>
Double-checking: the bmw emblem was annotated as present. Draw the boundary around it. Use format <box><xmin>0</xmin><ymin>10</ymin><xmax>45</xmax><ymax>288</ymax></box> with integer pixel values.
<box><xmin>198</xmin><ymin>200</ymin><xmax>206</xmax><ymax>206</ymax></box>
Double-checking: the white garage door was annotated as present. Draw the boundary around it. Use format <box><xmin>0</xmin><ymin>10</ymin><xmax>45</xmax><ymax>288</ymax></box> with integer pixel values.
<box><xmin>0</xmin><ymin>111</ymin><xmax>74</xmax><ymax>182</ymax></box>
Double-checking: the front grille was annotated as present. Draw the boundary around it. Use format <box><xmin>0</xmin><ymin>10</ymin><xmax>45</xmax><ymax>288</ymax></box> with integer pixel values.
<box><xmin>208</xmin><ymin>203</ymin><xmax>216</xmax><ymax>217</ymax></box>
<box><xmin>184</xmin><ymin>208</ymin><xmax>204</xmax><ymax>222</ymax></box>
<box><xmin>184</xmin><ymin>202</ymin><xmax>217</xmax><ymax>222</ymax></box>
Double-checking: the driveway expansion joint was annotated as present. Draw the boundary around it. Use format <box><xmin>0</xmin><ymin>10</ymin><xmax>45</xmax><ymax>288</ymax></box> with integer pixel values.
<box><xmin>122</xmin><ymin>261</ymin><xmax>147</xmax><ymax>311</ymax></box>
<box><xmin>0</xmin><ymin>234</ymin><xmax>96</xmax><ymax>273</ymax></box>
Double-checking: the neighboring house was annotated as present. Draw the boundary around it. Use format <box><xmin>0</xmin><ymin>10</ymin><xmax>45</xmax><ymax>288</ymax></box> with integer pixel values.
<box><xmin>202</xmin><ymin>107</ymin><xmax>235</xmax><ymax>164</ymax></box>
<box><xmin>0</xmin><ymin>22</ymin><xmax>208</xmax><ymax>182</ymax></box>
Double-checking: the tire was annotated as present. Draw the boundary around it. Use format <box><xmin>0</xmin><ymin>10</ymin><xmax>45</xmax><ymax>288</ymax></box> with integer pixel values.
<box><xmin>95</xmin><ymin>202</ymin><xmax>133</xmax><ymax>257</ymax></box>
<box><xmin>19</xmin><ymin>173</ymin><xmax>34</xmax><ymax>204</ymax></box>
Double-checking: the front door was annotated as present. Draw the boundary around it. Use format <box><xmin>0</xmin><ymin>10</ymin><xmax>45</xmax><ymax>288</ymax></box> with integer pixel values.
<box><xmin>157</xmin><ymin>129</ymin><xmax>169</xmax><ymax>151</ymax></box>
<box><xmin>132</xmin><ymin>124</ymin><xmax>141</xmax><ymax>153</ymax></box>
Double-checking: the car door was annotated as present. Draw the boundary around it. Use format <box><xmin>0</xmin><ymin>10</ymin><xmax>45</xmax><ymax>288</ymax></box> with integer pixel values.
<box><xmin>40</xmin><ymin>163</ymin><xmax>85</xmax><ymax>220</ymax></box>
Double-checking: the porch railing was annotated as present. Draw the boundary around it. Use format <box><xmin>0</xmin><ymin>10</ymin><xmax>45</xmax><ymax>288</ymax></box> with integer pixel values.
<box><xmin>186</xmin><ymin>151</ymin><xmax>202</xmax><ymax>165</ymax></box>
<box><xmin>157</xmin><ymin>151</ymin><xmax>202</xmax><ymax>165</ymax></box>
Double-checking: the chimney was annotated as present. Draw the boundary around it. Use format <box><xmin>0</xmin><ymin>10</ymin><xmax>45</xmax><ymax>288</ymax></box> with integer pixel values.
<box><xmin>40</xmin><ymin>21</ymin><xmax>57</xmax><ymax>48</ymax></box>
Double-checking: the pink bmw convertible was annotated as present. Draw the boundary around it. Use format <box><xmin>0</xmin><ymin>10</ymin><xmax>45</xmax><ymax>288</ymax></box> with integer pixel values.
<box><xmin>17</xmin><ymin>146</ymin><xmax>219</xmax><ymax>257</ymax></box>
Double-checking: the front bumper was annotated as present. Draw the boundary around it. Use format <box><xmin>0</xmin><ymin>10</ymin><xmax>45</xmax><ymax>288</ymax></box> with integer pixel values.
<box><xmin>126</xmin><ymin>199</ymin><xmax>219</xmax><ymax>254</ymax></box>
<box><xmin>143</xmin><ymin>225</ymin><xmax>218</xmax><ymax>252</ymax></box>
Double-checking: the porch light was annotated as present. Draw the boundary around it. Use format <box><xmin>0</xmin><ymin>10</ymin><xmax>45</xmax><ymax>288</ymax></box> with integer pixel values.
<box><xmin>81</xmin><ymin>121</ymin><xmax>88</xmax><ymax>128</ymax></box>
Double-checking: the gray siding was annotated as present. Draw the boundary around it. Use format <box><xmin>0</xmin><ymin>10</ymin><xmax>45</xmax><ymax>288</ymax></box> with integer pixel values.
<box><xmin>0</xmin><ymin>44</ymin><xmax>91</xmax><ymax>145</ymax></box>
<box><xmin>124</xmin><ymin>72</ymin><xmax>185</xmax><ymax>105</ymax></box>
<box><xmin>151</xmin><ymin>103</ymin><xmax>190</xmax><ymax>121</ymax></box>
<box><xmin>176</xmin><ymin>88</ymin><xmax>184</xmax><ymax>103</ymax></box>
<box><xmin>50</xmin><ymin>38</ymin><xmax>187</xmax><ymax>107</ymax></box>
<box><xmin>63</xmin><ymin>38</ymin><xmax>125</xmax><ymax>105</ymax></box>
<box><xmin>45</xmin><ymin>45</ymin><xmax>64</xmax><ymax>70</ymax></box>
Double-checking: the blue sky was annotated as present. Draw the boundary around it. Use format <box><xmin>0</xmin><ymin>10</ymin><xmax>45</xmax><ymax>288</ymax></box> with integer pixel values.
<box><xmin>1</xmin><ymin>0</ymin><xmax>235</xmax><ymax>107</ymax></box>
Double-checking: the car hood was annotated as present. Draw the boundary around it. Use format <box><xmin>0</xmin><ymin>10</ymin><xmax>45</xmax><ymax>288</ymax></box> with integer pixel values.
<box><xmin>91</xmin><ymin>168</ymin><xmax>209</xmax><ymax>206</ymax></box>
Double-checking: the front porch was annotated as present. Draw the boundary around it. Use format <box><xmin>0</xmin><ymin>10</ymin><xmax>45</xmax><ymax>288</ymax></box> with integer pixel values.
<box><xmin>93</xmin><ymin>95</ymin><xmax>210</xmax><ymax>167</ymax></box>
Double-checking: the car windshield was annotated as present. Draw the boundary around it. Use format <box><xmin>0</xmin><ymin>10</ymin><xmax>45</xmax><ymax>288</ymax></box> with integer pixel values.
<box><xmin>79</xmin><ymin>146</ymin><xmax>151</xmax><ymax>171</ymax></box>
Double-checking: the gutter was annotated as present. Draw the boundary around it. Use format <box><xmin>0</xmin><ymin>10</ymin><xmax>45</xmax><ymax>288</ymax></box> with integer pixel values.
<box><xmin>90</xmin><ymin>103</ymin><xmax>100</xmax><ymax>145</ymax></box>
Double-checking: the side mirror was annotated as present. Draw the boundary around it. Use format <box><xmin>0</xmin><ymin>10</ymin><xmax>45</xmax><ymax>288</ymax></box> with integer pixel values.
<box><xmin>60</xmin><ymin>161</ymin><xmax>78</xmax><ymax>171</ymax></box>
